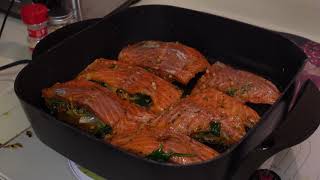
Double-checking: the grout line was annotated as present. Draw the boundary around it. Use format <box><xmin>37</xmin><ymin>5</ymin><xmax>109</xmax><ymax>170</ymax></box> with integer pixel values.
<box><xmin>0</xmin><ymin>126</ymin><xmax>32</xmax><ymax>149</ymax></box>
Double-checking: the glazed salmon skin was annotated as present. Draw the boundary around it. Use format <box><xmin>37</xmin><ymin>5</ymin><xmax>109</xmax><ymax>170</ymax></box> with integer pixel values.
<box><xmin>152</xmin><ymin>88</ymin><xmax>260</xmax><ymax>145</ymax></box>
<box><xmin>77</xmin><ymin>59</ymin><xmax>182</xmax><ymax>114</ymax></box>
<box><xmin>110</xmin><ymin>127</ymin><xmax>219</xmax><ymax>165</ymax></box>
<box><xmin>42</xmin><ymin>79</ymin><xmax>156</xmax><ymax>136</ymax></box>
<box><xmin>118</xmin><ymin>41</ymin><xmax>210</xmax><ymax>85</ymax></box>
<box><xmin>193</xmin><ymin>62</ymin><xmax>280</xmax><ymax>104</ymax></box>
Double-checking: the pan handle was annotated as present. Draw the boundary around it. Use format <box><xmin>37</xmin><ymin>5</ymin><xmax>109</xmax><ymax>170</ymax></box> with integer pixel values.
<box><xmin>231</xmin><ymin>80</ymin><xmax>320</xmax><ymax>180</ymax></box>
<box><xmin>263</xmin><ymin>80</ymin><xmax>320</xmax><ymax>150</ymax></box>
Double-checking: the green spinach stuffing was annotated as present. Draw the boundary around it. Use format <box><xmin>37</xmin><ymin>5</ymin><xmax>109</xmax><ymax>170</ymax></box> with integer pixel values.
<box><xmin>146</xmin><ymin>144</ymin><xmax>194</xmax><ymax>162</ymax></box>
<box><xmin>46</xmin><ymin>98</ymin><xmax>112</xmax><ymax>139</ymax></box>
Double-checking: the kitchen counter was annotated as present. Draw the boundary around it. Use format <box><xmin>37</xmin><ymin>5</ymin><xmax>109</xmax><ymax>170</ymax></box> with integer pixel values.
<box><xmin>0</xmin><ymin>14</ymin><xmax>77</xmax><ymax>180</ymax></box>
<box><xmin>0</xmin><ymin>14</ymin><xmax>30</xmax><ymax>145</ymax></box>
<box><xmin>136</xmin><ymin>0</ymin><xmax>320</xmax><ymax>43</ymax></box>
<box><xmin>0</xmin><ymin>1</ymin><xmax>320</xmax><ymax>179</ymax></box>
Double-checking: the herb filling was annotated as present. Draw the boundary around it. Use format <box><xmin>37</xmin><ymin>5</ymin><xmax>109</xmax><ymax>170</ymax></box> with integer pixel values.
<box><xmin>89</xmin><ymin>80</ymin><xmax>113</xmax><ymax>90</ymax></box>
<box><xmin>146</xmin><ymin>144</ymin><xmax>194</xmax><ymax>162</ymax></box>
<box><xmin>226</xmin><ymin>84</ymin><xmax>252</xmax><ymax>96</ymax></box>
<box><xmin>46</xmin><ymin>99</ymin><xmax>112</xmax><ymax>138</ymax></box>
<box><xmin>116</xmin><ymin>89</ymin><xmax>152</xmax><ymax>107</ymax></box>
<box><xmin>226</xmin><ymin>88</ymin><xmax>237</xmax><ymax>96</ymax></box>
<box><xmin>210</xmin><ymin>122</ymin><xmax>221</xmax><ymax>137</ymax></box>
<box><xmin>89</xmin><ymin>80</ymin><xmax>152</xmax><ymax>107</ymax></box>
<box><xmin>192</xmin><ymin>121</ymin><xmax>222</xmax><ymax>144</ymax></box>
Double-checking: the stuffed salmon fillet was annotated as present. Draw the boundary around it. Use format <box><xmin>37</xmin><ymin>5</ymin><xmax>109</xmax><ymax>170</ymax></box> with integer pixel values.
<box><xmin>42</xmin><ymin>79</ymin><xmax>156</xmax><ymax>137</ymax></box>
<box><xmin>110</xmin><ymin>127</ymin><xmax>219</xmax><ymax>165</ymax></box>
<box><xmin>190</xmin><ymin>88</ymin><xmax>260</xmax><ymax>128</ymax></box>
<box><xmin>77</xmin><ymin>59</ymin><xmax>182</xmax><ymax>113</ymax></box>
<box><xmin>118</xmin><ymin>41</ymin><xmax>209</xmax><ymax>85</ymax></box>
<box><xmin>193</xmin><ymin>62</ymin><xmax>280</xmax><ymax>104</ymax></box>
<box><xmin>152</xmin><ymin>88</ymin><xmax>259</xmax><ymax>145</ymax></box>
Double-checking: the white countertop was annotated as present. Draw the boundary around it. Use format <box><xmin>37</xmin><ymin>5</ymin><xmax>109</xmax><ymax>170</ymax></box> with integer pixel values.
<box><xmin>0</xmin><ymin>14</ymin><xmax>31</xmax><ymax>145</ymax></box>
<box><xmin>0</xmin><ymin>1</ymin><xmax>320</xmax><ymax>179</ymax></box>
<box><xmin>0</xmin><ymin>129</ymin><xmax>77</xmax><ymax>180</ymax></box>
<box><xmin>0</xmin><ymin>14</ymin><xmax>75</xmax><ymax>180</ymax></box>
<box><xmin>136</xmin><ymin>0</ymin><xmax>320</xmax><ymax>43</ymax></box>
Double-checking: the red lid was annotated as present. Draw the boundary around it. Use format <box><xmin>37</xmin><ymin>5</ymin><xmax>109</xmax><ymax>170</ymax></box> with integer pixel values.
<box><xmin>21</xmin><ymin>3</ymin><xmax>48</xmax><ymax>25</ymax></box>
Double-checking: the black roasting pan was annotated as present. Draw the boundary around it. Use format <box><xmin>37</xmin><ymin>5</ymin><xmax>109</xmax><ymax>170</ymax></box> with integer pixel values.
<box><xmin>14</xmin><ymin>5</ymin><xmax>320</xmax><ymax>180</ymax></box>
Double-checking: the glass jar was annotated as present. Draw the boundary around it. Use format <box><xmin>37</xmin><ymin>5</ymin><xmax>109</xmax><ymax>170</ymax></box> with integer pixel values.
<box><xmin>48</xmin><ymin>8</ymin><xmax>75</xmax><ymax>33</ymax></box>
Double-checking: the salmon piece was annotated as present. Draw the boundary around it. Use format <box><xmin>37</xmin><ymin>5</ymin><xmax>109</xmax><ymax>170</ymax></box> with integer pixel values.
<box><xmin>110</xmin><ymin>127</ymin><xmax>219</xmax><ymax>165</ymax></box>
<box><xmin>152</xmin><ymin>88</ymin><xmax>259</xmax><ymax>145</ymax></box>
<box><xmin>193</xmin><ymin>62</ymin><xmax>280</xmax><ymax>104</ymax></box>
<box><xmin>77</xmin><ymin>59</ymin><xmax>182</xmax><ymax>113</ymax></box>
<box><xmin>189</xmin><ymin>88</ymin><xmax>260</xmax><ymax>128</ymax></box>
<box><xmin>118</xmin><ymin>41</ymin><xmax>209</xmax><ymax>85</ymax></box>
<box><xmin>152</xmin><ymin>100</ymin><xmax>246</xmax><ymax>145</ymax></box>
<box><xmin>42</xmin><ymin>79</ymin><xmax>156</xmax><ymax>135</ymax></box>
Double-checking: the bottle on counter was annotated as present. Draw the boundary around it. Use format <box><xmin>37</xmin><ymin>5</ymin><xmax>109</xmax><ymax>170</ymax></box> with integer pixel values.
<box><xmin>20</xmin><ymin>3</ymin><xmax>49</xmax><ymax>51</ymax></box>
<box><xmin>48</xmin><ymin>7</ymin><xmax>75</xmax><ymax>33</ymax></box>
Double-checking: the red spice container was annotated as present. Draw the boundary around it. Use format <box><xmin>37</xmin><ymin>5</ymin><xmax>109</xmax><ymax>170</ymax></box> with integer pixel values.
<box><xmin>20</xmin><ymin>3</ymin><xmax>48</xmax><ymax>51</ymax></box>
